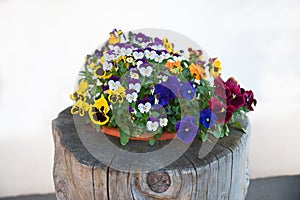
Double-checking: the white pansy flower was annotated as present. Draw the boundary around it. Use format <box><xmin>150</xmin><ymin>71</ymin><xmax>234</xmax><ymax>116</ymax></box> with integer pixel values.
<box><xmin>136</xmin><ymin>60</ymin><xmax>144</xmax><ymax>68</ymax></box>
<box><xmin>113</xmin><ymin>46</ymin><xmax>122</xmax><ymax>55</ymax></box>
<box><xmin>159</xmin><ymin>118</ymin><xmax>168</xmax><ymax>127</ymax></box>
<box><xmin>125</xmin><ymin>92</ymin><xmax>138</xmax><ymax>103</ymax></box>
<box><xmin>138</xmin><ymin>102</ymin><xmax>151</xmax><ymax>113</ymax></box>
<box><xmin>133</xmin><ymin>51</ymin><xmax>144</xmax><ymax>60</ymax></box>
<box><xmin>129</xmin><ymin>83</ymin><xmax>141</xmax><ymax>93</ymax></box>
<box><xmin>130</xmin><ymin>72</ymin><xmax>139</xmax><ymax>79</ymax></box>
<box><xmin>138</xmin><ymin>66</ymin><xmax>153</xmax><ymax>77</ymax></box>
<box><xmin>108</xmin><ymin>80</ymin><xmax>121</xmax><ymax>90</ymax></box>
<box><xmin>154</xmin><ymin>54</ymin><xmax>164</xmax><ymax>63</ymax></box>
<box><xmin>161</xmin><ymin>75</ymin><xmax>168</xmax><ymax>82</ymax></box>
<box><xmin>147</xmin><ymin>121</ymin><xmax>159</xmax><ymax>132</ymax></box>
<box><xmin>144</xmin><ymin>49</ymin><xmax>157</xmax><ymax>60</ymax></box>
<box><xmin>162</xmin><ymin>52</ymin><xmax>171</xmax><ymax>59</ymax></box>
<box><xmin>103</xmin><ymin>61</ymin><xmax>113</xmax><ymax>71</ymax></box>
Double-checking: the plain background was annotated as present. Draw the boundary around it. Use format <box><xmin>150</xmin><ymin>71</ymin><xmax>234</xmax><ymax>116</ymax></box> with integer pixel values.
<box><xmin>0</xmin><ymin>0</ymin><xmax>300</xmax><ymax>197</ymax></box>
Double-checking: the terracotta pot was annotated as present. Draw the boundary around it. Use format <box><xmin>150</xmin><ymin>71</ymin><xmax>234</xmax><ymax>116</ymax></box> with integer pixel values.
<box><xmin>101</xmin><ymin>126</ymin><xmax>176</xmax><ymax>141</ymax></box>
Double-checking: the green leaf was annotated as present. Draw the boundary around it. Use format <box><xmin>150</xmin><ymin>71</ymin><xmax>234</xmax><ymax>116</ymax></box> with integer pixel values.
<box><xmin>151</xmin><ymin>112</ymin><xmax>160</xmax><ymax>118</ymax></box>
<box><xmin>135</xmin><ymin>112</ymin><xmax>142</xmax><ymax>118</ymax></box>
<box><xmin>201</xmin><ymin>132</ymin><xmax>208</xmax><ymax>142</ymax></box>
<box><xmin>119</xmin><ymin>128</ymin><xmax>130</xmax><ymax>146</ymax></box>
<box><xmin>143</xmin><ymin>79</ymin><xmax>154</xmax><ymax>85</ymax></box>
<box><xmin>149</xmin><ymin>138</ymin><xmax>155</xmax><ymax>146</ymax></box>
<box><xmin>231</xmin><ymin>121</ymin><xmax>246</xmax><ymax>133</ymax></box>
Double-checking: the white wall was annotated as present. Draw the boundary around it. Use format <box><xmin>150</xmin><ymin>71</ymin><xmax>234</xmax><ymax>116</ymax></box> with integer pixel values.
<box><xmin>0</xmin><ymin>0</ymin><xmax>299</xmax><ymax>197</ymax></box>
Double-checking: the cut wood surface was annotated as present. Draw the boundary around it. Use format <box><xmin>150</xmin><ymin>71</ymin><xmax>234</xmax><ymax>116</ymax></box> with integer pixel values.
<box><xmin>53</xmin><ymin>107</ymin><xmax>250</xmax><ymax>200</ymax></box>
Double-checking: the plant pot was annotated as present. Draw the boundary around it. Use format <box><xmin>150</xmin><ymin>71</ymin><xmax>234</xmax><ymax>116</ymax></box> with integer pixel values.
<box><xmin>101</xmin><ymin>126</ymin><xmax>176</xmax><ymax>141</ymax></box>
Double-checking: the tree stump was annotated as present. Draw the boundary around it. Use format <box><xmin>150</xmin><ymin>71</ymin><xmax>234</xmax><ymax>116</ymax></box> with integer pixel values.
<box><xmin>52</xmin><ymin>107</ymin><xmax>250</xmax><ymax>200</ymax></box>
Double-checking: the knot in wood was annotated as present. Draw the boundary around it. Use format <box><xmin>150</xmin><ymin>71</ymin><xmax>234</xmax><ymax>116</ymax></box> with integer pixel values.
<box><xmin>147</xmin><ymin>171</ymin><xmax>171</xmax><ymax>193</ymax></box>
<box><xmin>56</xmin><ymin>180</ymin><xmax>68</xmax><ymax>200</ymax></box>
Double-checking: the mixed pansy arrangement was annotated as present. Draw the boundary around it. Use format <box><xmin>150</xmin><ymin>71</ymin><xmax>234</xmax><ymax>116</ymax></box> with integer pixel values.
<box><xmin>70</xmin><ymin>29</ymin><xmax>256</xmax><ymax>146</ymax></box>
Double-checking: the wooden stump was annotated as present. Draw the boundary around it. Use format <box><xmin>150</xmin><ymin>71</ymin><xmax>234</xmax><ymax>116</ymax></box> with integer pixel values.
<box><xmin>52</xmin><ymin>107</ymin><xmax>250</xmax><ymax>200</ymax></box>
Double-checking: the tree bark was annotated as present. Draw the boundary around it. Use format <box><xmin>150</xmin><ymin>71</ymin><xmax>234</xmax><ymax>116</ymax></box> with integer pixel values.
<box><xmin>53</xmin><ymin>107</ymin><xmax>250</xmax><ymax>200</ymax></box>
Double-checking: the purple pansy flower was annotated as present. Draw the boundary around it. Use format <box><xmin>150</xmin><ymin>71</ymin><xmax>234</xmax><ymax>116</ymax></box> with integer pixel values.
<box><xmin>180</xmin><ymin>82</ymin><xmax>196</xmax><ymax>100</ymax></box>
<box><xmin>134</xmin><ymin>32</ymin><xmax>151</xmax><ymax>43</ymax></box>
<box><xmin>243</xmin><ymin>89</ymin><xmax>257</xmax><ymax>111</ymax></box>
<box><xmin>199</xmin><ymin>109</ymin><xmax>216</xmax><ymax>128</ymax></box>
<box><xmin>163</xmin><ymin>76</ymin><xmax>181</xmax><ymax>96</ymax></box>
<box><xmin>175</xmin><ymin>116</ymin><xmax>198</xmax><ymax>143</ymax></box>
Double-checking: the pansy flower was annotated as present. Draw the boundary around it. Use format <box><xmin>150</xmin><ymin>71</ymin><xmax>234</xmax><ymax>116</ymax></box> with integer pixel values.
<box><xmin>108</xmin><ymin>80</ymin><xmax>121</xmax><ymax>91</ymax></box>
<box><xmin>108</xmin><ymin>29</ymin><xmax>122</xmax><ymax>45</ymax></box>
<box><xmin>209</xmin><ymin>58</ymin><xmax>222</xmax><ymax>78</ymax></box>
<box><xmin>125</xmin><ymin>89</ymin><xmax>138</xmax><ymax>103</ymax></box>
<box><xmin>104</xmin><ymin>50</ymin><xmax>116</xmax><ymax>62</ymax></box>
<box><xmin>209</xmin><ymin>97</ymin><xmax>235</xmax><ymax>123</ymax></box>
<box><xmin>121</xmin><ymin>44</ymin><xmax>133</xmax><ymax>56</ymax></box>
<box><xmin>147</xmin><ymin>117</ymin><xmax>159</xmax><ymax>132</ymax></box>
<box><xmin>128</xmin><ymin>79</ymin><xmax>141</xmax><ymax>93</ymax></box>
<box><xmin>144</xmin><ymin>49</ymin><xmax>157</xmax><ymax>60</ymax></box>
<box><xmin>138</xmin><ymin>62</ymin><xmax>153</xmax><ymax>77</ymax></box>
<box><xmin>243</xmin><ymin>89</ymin><xmax>257</xmax><ymax>111</ymax></box>
<box><xmin>175</xmin><ymin>116</ymin><xmax>198</xmax><ymax>143</ymax></box>
<box><xmin>130</xmin><ymin>69</ymin><xmax>140</xmax><ymax>79</ymax></box>
<box><xmin>165</xmin><ymin>60</ymin><xmax>181</xmax><ymax>71</ymax></box>
<box><xmin>159</xmin><ymin>114</ymin><xmax>168</xmax><ymax>127</ymax></box>
<box><xmin>180</xmin><ymin>82</ymin><xmax>196</xmax><ymax>100</ymax></box>
<box><xmin>163</xmin><ymin>37</ymin><xmax>173</xmax><ymax>53</ymax></box>
<box><xmin>103</xmin><ymin>61</ymin><xmax>113</xmax><ymax>71</ymax></box>
<box><xmin>189</xmin><ymin>63</ymin><xmax>206</xmax><ymax>80</ymax></box>
<box><xmin>225</xmin><ymin>77</ymin><xmax>245</xmax><ymax>110</ymax></box>
<box><xmin>108</xmin><ymin>86</ymin><xmax>125</xmax><ymax>104</ymax></box>
<box><xmin>138</xmin><ymin>102</ymin><xmax>151</xmax><ymax>114</ymax></box>
<box><xmin>94</xmin><ymin>66</ymin><xmax>112</xmax><ymax>79</ymax></box>
<box><xmin>133</xmin><ymin>49</ymin><xmax>144</xmax><ymax>60</ymax></box>
<box><xmin>199</xmin><ymin>108</ymin><xmax>216</xmax><ymax>128</ymax></box>
<box><xmin>71</xmin><ymin>100</ymin><xmax>89</xmax><ymax>117</ymax></box>
<box><xmin>89</xmin><ymin>94</ymin><xmax>110</xmax><ymax>125</ymax></box>
<box><xmin>134</xmin><ymin>32</ymin><xmax>151</xmax><ymax>43</ymax></box>
<box><xmin>154</xmin><ymin>53</ymin><xmax>165</xmax><ymax>63</ymax></box>
<box><xmin>70</xmin><ymin>80</ymin><xmax>88</xmax><ymax>102</ymax></box>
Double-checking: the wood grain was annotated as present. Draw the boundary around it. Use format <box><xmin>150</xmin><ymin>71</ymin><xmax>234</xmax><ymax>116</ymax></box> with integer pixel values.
<box><xmin>53</xmin><ymin>107</ymin><xmax>250</xmax><ymax>199</ymax></box>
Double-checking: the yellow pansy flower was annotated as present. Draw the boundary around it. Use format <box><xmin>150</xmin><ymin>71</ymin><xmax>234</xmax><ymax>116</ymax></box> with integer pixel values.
<box><xmin>209</xmin><ymin>58</ymin><xmax>222</xmax><ymax>78</ymax></box>
<box><xmin>108</xmin><ymin>86</ymin><xmax>125</xmax><ymax>104</ymax></box>
<box><xmin>94</xmin><ymin>66</ymin><xmax>112</xmax><ymax>79</ymax></box>
<box><xmin>108</xmin><ymin>29</ymin><xmax>123</xmax><ymax>45</ymax></box>
<box><xmin>89</xmin><ymin>94</ymin><xmax>110</xmax><ymax>125</ymax></box>
<box><xmin>71</xmin><ymin>100</ymin><xmax>89</xmax><ymax>116</ymax></box>
<box><xmin>163</xmin><ymin>37</ymin><xmax>173</xmax><ymax>53</ymax></box>
<box><xmin>70</xmin><ymin>80</ymin><xmax>88</xmax><ymax>101</ymax></box>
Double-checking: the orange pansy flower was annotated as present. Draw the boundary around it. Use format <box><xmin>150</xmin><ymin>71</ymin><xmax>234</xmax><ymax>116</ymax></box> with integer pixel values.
<box><xmin>189</xmin><ymin>63</ymin><xmax>206</xmax><ymax>80</ymax></box>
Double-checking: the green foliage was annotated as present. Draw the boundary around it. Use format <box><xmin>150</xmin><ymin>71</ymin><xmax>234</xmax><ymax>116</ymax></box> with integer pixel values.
<box><xmin>119</xmin><ymin>128</ymin><xmax>130</xmax><ymax>146</ymax></box>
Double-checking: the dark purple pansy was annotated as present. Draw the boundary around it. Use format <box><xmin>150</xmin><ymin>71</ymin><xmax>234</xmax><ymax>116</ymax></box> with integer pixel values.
<box><xmin>199</xmin><ymin>109</ymin><xmax>216</xmax><ymax>128</ymax></box>
<box><xmin>109</xmin><ymin>75</ymin><xmax>120</xmax><ymax>82</ymax></box>
<box><xmin>175</xmin><ymin>116</ymin><xmax>198</xmax><ymax>143</ymax></box>
<box><xmin>243</xmin><ymin>89</ymin><xmax>257</xmax><ymax>111</ymax></box>
<box><xmin>94</xmin><ymin>49</ymin><xmax>103</xmax><ymax>57</ymax></box>
<box><xmin>147</xmin><ymin>116</ymin><xmax>159</xmax><ymax>123</ymax></box>
<box><xmin>214</xmin><ymin>76</ymin><xmax>227</xmax><ymax>100</ymax></box>
<box><xmin>137</xmin><ymin>98</ymin><xmax>150</xmax><ymax>105</ymax></box>
<box><xmin>154</xmin><ymin>84</ymin><xmax>174</xmax><ymax>106</ymax></box>
<box><xmin>127</xmin><ymin>106</ymin><xmax>134</xmax><ymax>113</ymax></box>
<box><xmin>102</xmin><ymin>84</ymin><xmax>109</xmax><ymax>91</ymax></box>
<box><xmin>209</xmin><ymin>97</ymin><xmax>227</xmax><ymax>124</ymax></box>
